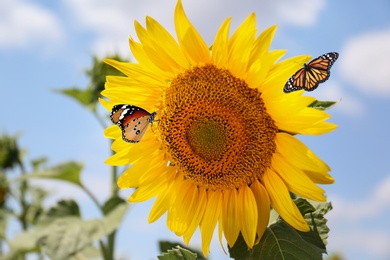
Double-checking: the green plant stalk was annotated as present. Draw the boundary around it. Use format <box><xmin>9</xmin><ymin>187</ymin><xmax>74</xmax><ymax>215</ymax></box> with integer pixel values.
<box><xmin>91</xmin><ymin>111</ymin><xmax>119</xmax><ymax>260</ymax></box>
<box><xmin>107</xmin><ymin>150</ymin><xmax>118</xmax><ymax>260</ymax></box>
<box><xmin>19</xmin><ymin>164</ymin><xmax>28</xmax><ymax>231</ymax></box>
<box><xmin>19</xmin><ymin>164</ymin><xmax>27</xmax><ymax>260</ymax></box>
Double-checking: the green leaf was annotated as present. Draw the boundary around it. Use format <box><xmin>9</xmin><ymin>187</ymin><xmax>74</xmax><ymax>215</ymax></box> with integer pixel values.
<box><xmin>0</xmin><ymin>208</ymin><xmax>8</xmax><ymax>239</ymax></box>
<box><xmin>0</xmin><ymin>133</ymin><xmax>23</xmax><ymax>170</ymax></box>
<box><xmin>309</xmin><ymin>100</ymin><xmax>338</xmax><ymax>111</ymax></box>
<box><xmin>229</xmin><ymin>198</ymin><xmax>331</xmax><ymax>260</ymax></box>
<box><xmin>304</xmin><ymin>201</ymin><xmax>332</xmax><ymax>246</ymax></box>
<box><xmin>230</xmin><ymin>221</ymin><xmax>325</xmax><ymax>260</ymax></box>
<box><xmin>295</xmin><ymin>198</ymin><xmax>316</xmax><ymax>215</ymax></box>
<box><xmin>39</xmin><ymin>200</ymin><xmax>80</xmax><ymax>224</ymax></box>
<box><xmin>102</xmin><ymin>196</ymin><xmax>127</xmax><ymax>215</ymax></box>
<box><xmin>57</xmin><ymin>54</ymin><xmax>128</xmax><ymax>111</ymax></box>
<box><xmin>31</xmin><ymin>157</ymin><xmax>48</xmax><ymax>171</ymax></box>
<box><xmin>159</xmin><ymin>241</ymin><xmax>205</xmax><ymax>260</ymax></box>
<box><xmin>158</xmin><ymin>245</ymin><xmax>198</xmax><ymax>260</ymax></box>
<box><xmin>20</xmin><ymin>162</ymin><xmax>83</xmax><ymax>186</ymax></box>
<box><xmin>55</xmin><ymin>88</ymin><xmax>95</xmax><ymax>110</ymax></box>
<box><xmin>101</xmin><ymin>202</ymin><xmax>129</xmax><ymax>234</ymax></box>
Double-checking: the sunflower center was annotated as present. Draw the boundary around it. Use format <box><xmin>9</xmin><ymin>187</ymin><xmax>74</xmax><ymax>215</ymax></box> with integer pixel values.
<box><xmin>187</xmin><ymin>117</ymin><xmax>228</xmax><ymax>161</ymax></box>
<box><xmin>159</xmin><ymin>65</ymin><xmax>278</xmax><ymax>190</ymax></box>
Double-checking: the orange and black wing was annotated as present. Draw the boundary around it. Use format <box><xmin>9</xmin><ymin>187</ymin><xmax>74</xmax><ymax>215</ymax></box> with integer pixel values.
<box><xmin>121</xmin><ymin>112</ymin><xmax>156</xmax><ymax>143</ymax></box>
<box><xmin>284</xmin><ymin>52</ymin><xmax>339</xmax><ymax>93</ymax></box>
<box><xmin>110</xmin><ymin>104</ymin><xmax>156</xmax><ymax>143</ymax></box>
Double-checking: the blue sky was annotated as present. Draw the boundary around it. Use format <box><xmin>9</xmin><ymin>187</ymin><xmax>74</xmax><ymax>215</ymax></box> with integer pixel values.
<box><xmin>1</xmin><ymin>0</ymin><xmax>390</xmax><ymax>259</ymax></box>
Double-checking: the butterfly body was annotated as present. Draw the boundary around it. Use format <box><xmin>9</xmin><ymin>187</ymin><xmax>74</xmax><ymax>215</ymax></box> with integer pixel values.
<box><xmin>284</xmin><ymin>52</ymin><xmax>339</xmax><ymax>93</ymax></box>
<box><xmin>111</xmin><ymin>104</ymin><xmax>156</xmax><ymax>143</ymax></box>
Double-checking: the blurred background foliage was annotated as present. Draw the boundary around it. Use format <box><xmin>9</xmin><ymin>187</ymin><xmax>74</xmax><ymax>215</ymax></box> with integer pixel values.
<box><xmin>0</xmin><ymin>55</ymin><xmax>130</xmax><ymax>260</ymax></box>
<box><xmin>0</xmin><ymin>55</ymin><xmax>204</xmax><ymax>260</ymax></box>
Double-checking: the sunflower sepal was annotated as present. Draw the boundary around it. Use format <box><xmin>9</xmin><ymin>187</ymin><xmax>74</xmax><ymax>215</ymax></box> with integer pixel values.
<box><xmin>158</xmin><ymin>241</ymin><xmax>206</xmax><ymax>260</ymax></box>
<box><xmin>157</xmin><ymin>246</ymin><xmax>197</xmax><ymax>260</ymax></box>
<box><xmin>309</xmin><ymin>100</ymin><xmax>339</xmax><ymax>111</ymax></box>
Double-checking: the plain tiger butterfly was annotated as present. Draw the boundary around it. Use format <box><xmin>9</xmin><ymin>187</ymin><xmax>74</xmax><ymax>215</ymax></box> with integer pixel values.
<box><xmin>284</xmin><ymin>52</ymin><xmax>339</xmax><ymax>93</ymax></box>
<box><xmin>110</xmin><ymin>104</ymin><xmax>156</xmax><ymax>143</ymax></box>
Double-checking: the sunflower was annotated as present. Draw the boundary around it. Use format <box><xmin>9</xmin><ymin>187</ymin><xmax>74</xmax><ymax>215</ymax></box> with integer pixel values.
<box><xmin>100</xmin><ymin>0</ymin><xmax>336</xmax><ymax>256</ymax></box>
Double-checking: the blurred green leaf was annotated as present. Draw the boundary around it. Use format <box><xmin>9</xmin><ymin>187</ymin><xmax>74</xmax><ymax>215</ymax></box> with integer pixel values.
<box><xmin>295</xmin><ymin>198</ymin><xmax>317</xmax><ymax>215</ymax></box>
<box><xmin>158</xmin><ymin>245</ymin><xmax>198</xmax><ymax>260</ymax></box>
<box><xmin>31</xmin><ymin>157</ymin><xmax>48</xmax><ymax>171</ymax></box>
<box><xmin>55</xmin><ymin>88</ymin><xmax>95</xmax><ymax>110</ymax></box>
<box><xmin>7</xmin><ymin>202</ymin><xmax>128</xmax><ymax>259</ymax></box>
<box><xmin>159</xmin><ymin>241</ymin><xmax>205</xmax><ymax>260</ymax></box>
<box><xmin>229</xmin><ymin>198</ymin><xmax>330</xmax><ymax>260</ymax></box>
<box><xmin>304</xmin><ymin>200</ymin><xmax>332</xmax><ymax>246</ymax></box>
<box><xmin>0</xmin><ymin>208</ymin><xmax>8</xmax><ymax>239</ymax></box>
<box><xmin>57</xmin><ymin>55</ymin><xmax>128</xmax><ymax>111</ymax></box>
<box><xmin>23</xmin><ymin>187</ymin><xmax>47</xmax><ymax>225</ymax></box>
<box><xmin>40</xmin><ymin>200</ymin><xmax>81</xmax><ymax>223</ymax></box>
<box><xmin>102</xmin><ymin>196</ymin><xmax>126</xmax><ymax>215</ymax></box>
<box><xmin>309</xmin><ymin>100</ymin><xmax>338</xmax><ymax>111</ymax></box>
<box><xmin>0</xmin><ymin>172</ymin><xmax>9</xmax><ymax>207</ymax></box>
<box><xmin>0</xmin><ymin>133</ymin><xmax>23</xmax><ymax>171</ymax></box>
<box><xmin>20</xmin><ymin>161</ymin><xmax>83</xmax><ymax>186</ymax></box>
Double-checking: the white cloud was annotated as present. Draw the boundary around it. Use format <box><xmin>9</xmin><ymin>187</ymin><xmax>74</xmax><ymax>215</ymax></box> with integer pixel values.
<box><xmin>0</xmin><ymin>0</ymin><xmax>63</xmax><ymax>49</ymax></box>
<box><xmin>330</xmin><ymin>228</ymin><xmax>390</xmax><ymax>259</ymax></box>
<box><xmin>330</xmin><ymin>175</ymin><xmax>390</xmax><ymax>221</ymax></box>
<box><xmin>276</xmin><ymin>0</ymin><xmax>325</xmax><ymax>26</ymax></box>
<box><xmin>63</xmin><ymin>0</ymin><xmax>325</xmax><ymax>57</ymax></box>
<box><xmin>327</xmin><ymin>175</ymin><xmax>390</xmax><ymax>259</ymax></box>
<box><xmin>339</xmin><ymin>29</ymin><xmax>390</xmax><ymax>96</ymax></box>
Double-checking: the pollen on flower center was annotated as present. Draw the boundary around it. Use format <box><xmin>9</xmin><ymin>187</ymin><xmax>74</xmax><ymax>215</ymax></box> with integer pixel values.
<box><xmin>159</xmin><ymin>64</ymin><xmax>278</xmax><ymax>190</ymax></box>
<box><xmin>187</xmin><ymin>117</ymin><xmax>229</xmax><ymax>161</ymax></box>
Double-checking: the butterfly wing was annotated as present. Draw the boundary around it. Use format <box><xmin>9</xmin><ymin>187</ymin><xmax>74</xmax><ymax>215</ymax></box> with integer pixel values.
<box><xmin>110</xmin><ymin>104</ymin><xmax>128</xmax><ymax>124</ymax></box>
<box><xmin>111</xmin><ymin>104</ymin><xmax>156</xmax><ymax>143</ymax></box>
<box><xmin>121</xmin><ymin>113</ymin><xmax>151</xmax><ymax>143</ymax></box>
<box><xmin>283</xmin><ymin>52</ymin><xmax>339</xmax><ymax>93</ymax></box>
<box><xmin>284</xmin><ymin>68</ymin><xmax>306</xmax><ymax>93</ymax></box>
<box><xmin>302</xmin><ymin>65</ymin><xmax>330</xmax><ymax>91</ymax></box>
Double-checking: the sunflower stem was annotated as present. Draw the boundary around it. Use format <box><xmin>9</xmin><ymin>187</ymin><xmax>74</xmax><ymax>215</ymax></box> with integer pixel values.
<box><xmin>79</xmin><ymin>183</ymin><xmax>101</xmax><ymax>209</ymax></box>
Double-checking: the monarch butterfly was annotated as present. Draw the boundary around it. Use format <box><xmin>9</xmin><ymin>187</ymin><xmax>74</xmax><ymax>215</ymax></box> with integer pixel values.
<box><xmin>283</xmin><ymin>52</ymin><xmax>339</xmax><ymax>93</ymax></box>
<box><xmin>111</xmin><ymin>104</ymin><xmax>156</xmax><ymax>143</ymax></box>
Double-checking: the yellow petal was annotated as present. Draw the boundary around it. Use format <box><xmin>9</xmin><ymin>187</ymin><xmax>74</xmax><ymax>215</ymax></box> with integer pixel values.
<box><xmin>104</xmin><ymin>125</ymin><xmax>120</xmax><ymax>139</ymax></box>
<box><xmin>237</xmin><ymin>185</ymin><xmax>258</xmax><ymax>248</ymax></box>
<box><xmin>275</xmin><ymin>133</ymin><xmax>333</xmax><ymax>178</ymax></box>
<box><xmin>262</xmin><ymin>54</ymin><xmax>311</xmax><ymax>91</ymax></box>
<box><xmin>263</xmin><ymin>169</ymin><xmax>309</xmax><ymax>232</ymax></box>
<box><xmin>183</xmin><ymin>187</ymin><xmax>207</xmax><ymax>245</ymax></box>
<box><xmin>168</xmin><ymin>180</ymin><xmax>198</xmax><ymax>235</ymax></box>
<box><xmin>145</xmin><ymin>16</ymin><xmax>189</xmax><ymax>70</ymax></box>
<box><xmin>271</xmin><ymin>153</ymin><xmax>326</xmax><ymax>201</ymax></box>
<box><xmin>129</xmin><ymin>37</ymin><xmax>175</xmax><ymax>79</ymax></box>
<box><xmin>118</xmin><ymin>152</ymin><xmax>166</xmax><ymax>188</ymax></box>
<box><xmin>200</xmin><ymin>190</ymin><xmax>222</xmax><ymax>257</ymax></box>
<box><xmin>250</xmin><ymin>181</ymin><xmax>270</xmax><ymax>244</ymax></box>
<box><xmin>211</xmin><ymin>17</ymin><xmax>231</xmax><ymax>68</ymax></box>
<box><xmin>128</xmin><ymin>170</ymin><xmax>171</xmax><ymax>202</ymax></box>
<box><xmin>248</xmin><ymin>25</ymin><xmax>277</xmax><ymax>67</ymax></box>
<box><xmin>148</xmin><ymin>173</ymin><xmax>175</xmax><ymax>223</ymax></box>
<box><xmin>104</xmin><ymin>59</ymin><xmax>165</xmax><ymax>85</ymax></box>
<box><xmin>222</xmin><ymin>189</ymin><xmax>240</xmax><ymax>247</ymax></box>
<box><xmin>174</xmin><ymin>0</ymin><xmax>210</xmax><ymax>64</ymax></box>
<box><xmin>249</xmin><ymin>49</ymin><xmax>287</xmax><ymax>90</ymax></box>
<box><xmin>227</xmin><ymin>13</ymin><xmax>257</xmax><ymax>78</ymax></box>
